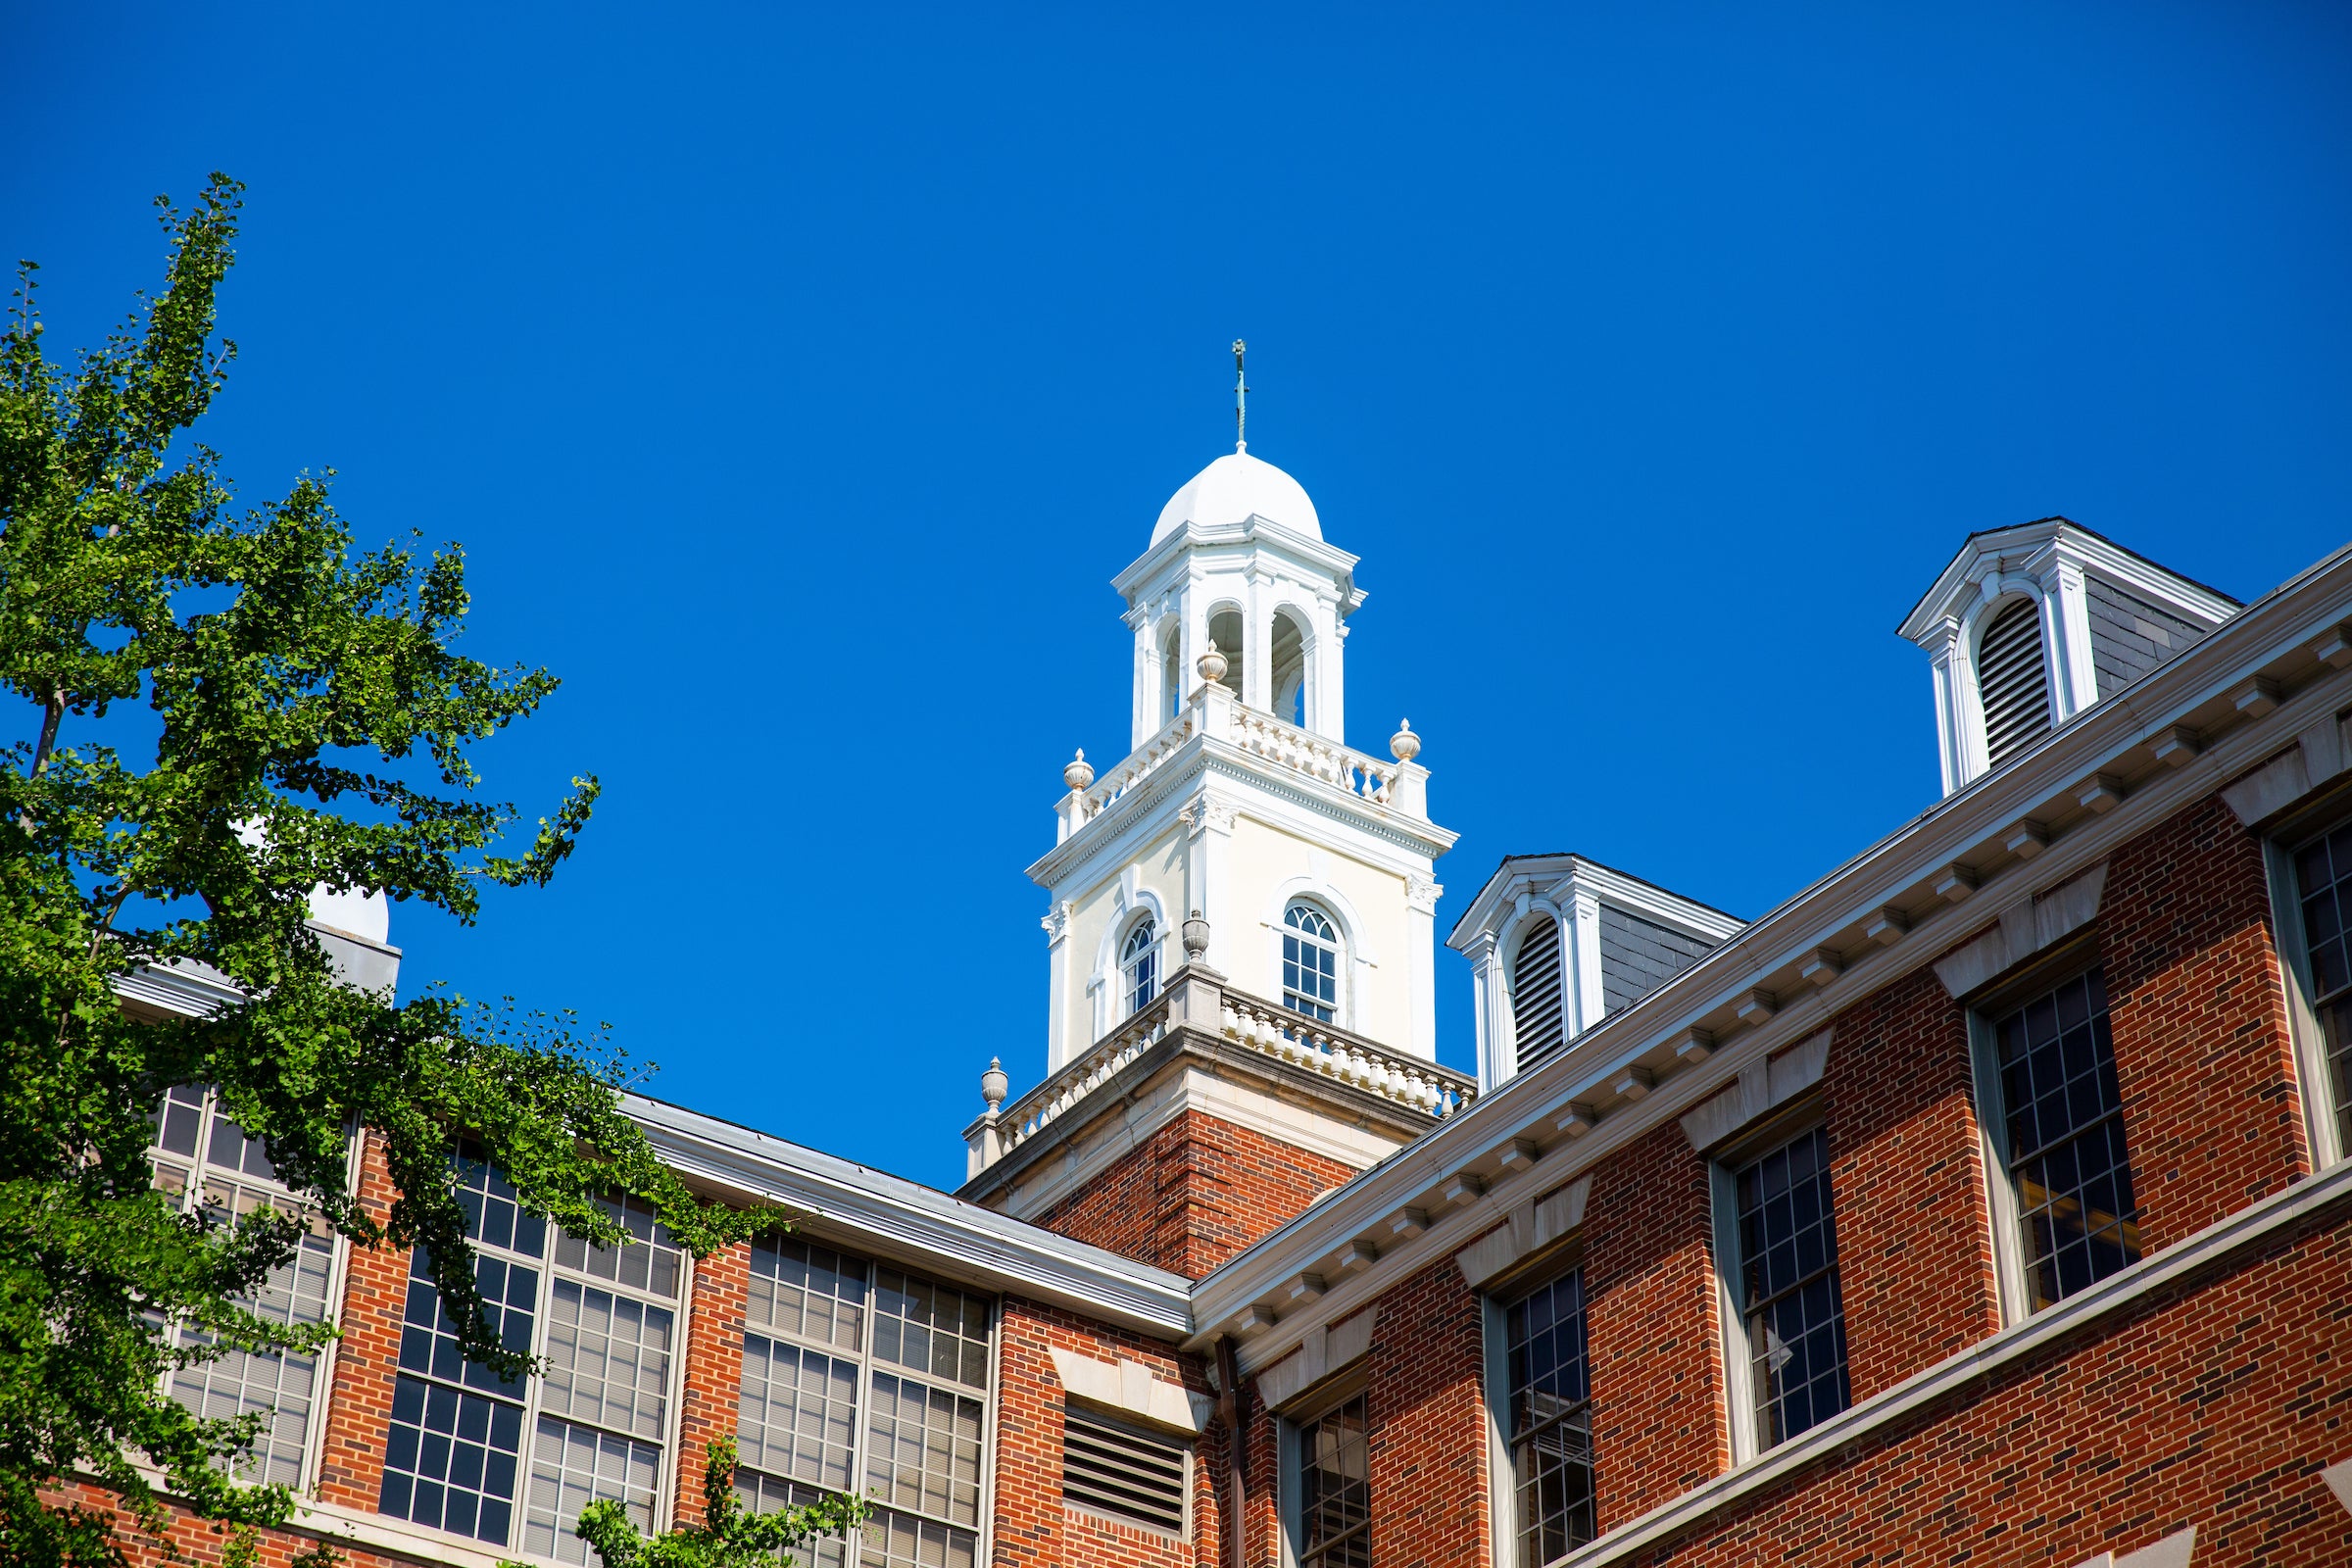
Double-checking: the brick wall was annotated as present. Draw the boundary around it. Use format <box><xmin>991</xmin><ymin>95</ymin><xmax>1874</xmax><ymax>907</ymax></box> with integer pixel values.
<box><xmin>1364</xmin><ymin>1259</ymin><xmax>1489</xmax><ymax>1568</ymax></box>
<box><xmin>317</xmin><ymin>1131</ymin><xmax>408</xmax><ymax>1513</ymax></box>
<box><xmin>1583</xmin><ymin>1121</ymin><xmax>1727</xmax><ymax>1530</ymax></box>
<box><xmin>51</xmin><ymin>1482</ymin><xmax>426</xmax><ymax>1568</ymax></box>
<box><xmin>1820</xmin><ymin>962</ymin><xmax>2005</xmax><ymax>1402</ymax></box>
<box><xmin>672</xmin><ymin>1239</ymin><xmax>750</xmax><ymax>1528</ymax></box>
<box><xmin>992</xmin><ymin>1297</ymin><xmax>1219</xmax><ymax>1568</ymax></box>
<box><xmin>1030</xmin><ymin>1108</ymin><xmax>1359</xmax><ymax>1278</ymax></box>
<box><xmin>2102</xmin><ymin>793</ymin><xmax>2313</xmax><ymax>1250</ymax></box>
<box><xmin>1618</xmin><ymin>1200</ymin><xmax>2352</xmax><ymax>1568</ymax></box>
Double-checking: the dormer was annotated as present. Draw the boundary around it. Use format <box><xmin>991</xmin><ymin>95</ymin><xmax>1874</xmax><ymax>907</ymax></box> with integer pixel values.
<box><xmin>1446</xmin><ymin>854</ymin><xmax>1743</xmax><ymax>1092</ymax></box>
<box><xmin>1899</xmin><ymin>518</ymin><xmax>2239</xmax><ymax>795</ymax></box>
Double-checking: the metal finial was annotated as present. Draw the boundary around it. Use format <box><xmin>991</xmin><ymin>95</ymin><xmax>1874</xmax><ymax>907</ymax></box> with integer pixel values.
<box><xmin>1232</xmin><ymin>339</ymin><xmax>1249</xmax><ymax>453</ymax></box>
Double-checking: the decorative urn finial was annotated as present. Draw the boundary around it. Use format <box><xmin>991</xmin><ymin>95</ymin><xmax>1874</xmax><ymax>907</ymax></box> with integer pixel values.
<box><xmin>1182</xmin><ymin>909</ymin><xmax>1212</xmax><ymax>962</ymax></box>
<box><xmin>981</xmin><ymin>1057</ymin><xmax>1009</xmax><ymax>1110</ymax></box>
<box><xmin>1197</xmin><ymin>643</ymin><xmax>1230</xmax><ymax>685</ymax></box>
<box><xmin>1390</xmin><ymin>717</ymin><xmax>1421</xmax><ymax>762</ymax></box>
<box><xmin>1062</xmin><ymin>749</ymin><xmax>1095</xmax><ymax>791</ymax></box>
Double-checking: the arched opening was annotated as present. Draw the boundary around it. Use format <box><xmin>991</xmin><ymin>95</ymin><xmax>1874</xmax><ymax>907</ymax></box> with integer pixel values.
<box><xmin>1976</xmin><ymin>597</ymin><xmax>2051</xmax><ymax>768</ymax></box>
<box><xmin>1271</xmin><ymin>609</ymin><xmax>1309</xmax><ymax>728</ymax></box>
<box><xmin>1281</xmin><ymin>902</ymin><xmax>1342</xmax><ymax>1023</ymax></box>
<box><xmin>1120</xmin><ymin>915</ymin><xmax>1159</xmax><ymax>1016</ymax></box>
<box><xmin>1510</xmin><ymin>916</ymin><xmax>1565</xmax><ymax>1071</ymax></box>
<box><xmin>1159</xmin><ymin>621</ymin><xmax>1183</xmax><ymax>720</ymax></box>
<box><xmin>1206</xmin><ymin>608</ymin><xmax>1246</xmax><ymax>700</ymax></box>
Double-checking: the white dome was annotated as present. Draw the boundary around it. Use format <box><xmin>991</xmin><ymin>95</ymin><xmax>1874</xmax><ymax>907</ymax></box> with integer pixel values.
<box><xmin>1152</xmin><ymin>451</ymin><xmax>1322</xmax><ymax>545</ymax></box>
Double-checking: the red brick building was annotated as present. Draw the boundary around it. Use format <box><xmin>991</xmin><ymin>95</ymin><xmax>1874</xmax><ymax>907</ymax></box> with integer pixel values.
<box><xmin>96</xmin><ymin>471</ymin><xmax>2352</xmax><ymax>1568</ymax></box>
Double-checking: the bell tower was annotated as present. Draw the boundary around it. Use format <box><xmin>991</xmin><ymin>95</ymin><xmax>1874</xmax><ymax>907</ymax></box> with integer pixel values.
<box><xmin>957</xmin><ymin>401</ymin><xmax>1474</xmax><ymax>1277</ymax></box>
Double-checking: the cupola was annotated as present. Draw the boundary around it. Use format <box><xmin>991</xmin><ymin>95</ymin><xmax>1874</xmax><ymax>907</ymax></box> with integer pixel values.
<box><xmin>1899</xmin><ymin>518</ymin><xmax>2239</xmax><ymax>795</ymax></box>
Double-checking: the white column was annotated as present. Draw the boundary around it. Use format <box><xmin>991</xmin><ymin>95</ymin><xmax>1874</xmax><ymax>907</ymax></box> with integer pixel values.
<box><xmin>1466</xmin><ymin>932</ymin><xmax>1502</xmax><ymax>1091</ymax></box>
<box><xmin>1042</xmin><ymin>901</ymin><xmax>1074</xmax><ymax>1071</ymax></box>
<box><xmin>2043</xmin><ymin>563</ymin><xmax>2099</xmax><ymax>718</ymax></box>
<box><xmin>1318</xmin><ymin>598</ymin><xmax>1348</xmax><ymax>743</ymax></box>
<box><xmin>1567</xmin><ymin>889</ymin><xmax>1604</xmax><ymax>1038</ymax></box>
<box><xmin>1404</xmin><ymin>873</ymin><xmax>1442</xmax><ymax>1062</ymax></box>
<box><xmin>1130</xmin><ymin>612</ymin><xmax>1156</xmax><ymax>748</ymax></box>
<box><xmin>1244</xmin><ymin>567</ymin><xmax>1272</xmax><ymax>711</ymax></box>
<box><xmin>1929</xmin><ymin>629</ymin><xmax>1965</xmax><ymax>796</ymax></box>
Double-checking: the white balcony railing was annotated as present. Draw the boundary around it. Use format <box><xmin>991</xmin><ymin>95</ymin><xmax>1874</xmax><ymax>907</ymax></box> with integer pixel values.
<box><xmin>966</xmin><ymin>972</ymin><xmax>1474</xmax><ymax>1178</ymax></box>
<box><xmin>1056</xmin><ymin>684</ymin><xmax>1424</xmax><ymax>843</ymax></box>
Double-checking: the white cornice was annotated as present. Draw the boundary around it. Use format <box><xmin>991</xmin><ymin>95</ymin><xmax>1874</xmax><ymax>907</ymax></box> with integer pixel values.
<box><xmin>1111</xmin><ymin>514</ymin><xmax>1363</xmax><ymax>609</ymax></box>
<box><xmin>623</xmin><ymin>1095</ymin><xmax>1195</xmax><ymax>1339</ymax></box>
<box><xmin>1190</xmin><ymin>542</ymin><xmax>2352</xmax><ymax>1357</ymax></box>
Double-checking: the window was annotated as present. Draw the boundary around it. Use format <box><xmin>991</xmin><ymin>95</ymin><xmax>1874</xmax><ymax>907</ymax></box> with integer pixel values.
<box><xmin>1730</xmin><ymin>1126</ymin><xmax>1849</xmax><ymax>1446</ymax></box>
<box><xmin>736</xmin><ymin>1237</ymin><xmax>993</xmax><ymax>1568</ymax></box>
<box><xmin>1121</xmin><ymin>917</ymin><xmax>1159</xmax><ymax>1016</ymax></box>
<box><xmin>1989</xmin><ymin>967</ymin><xmax>2141</xmax><ymax>1309</ymax></box>
<box><xmin>1061</xmin><ymin>1405</ymin><xmax>1187</xmax><ymax>1535</ymax></box>
<box><xmin>146</xmin><ymin>1086</ymin><xmax>343</xmax><ymax>1490</ymax></box>
<box><xmin>1503</xmin><ymin>1268</ymin><xmax>1593</xmax><ymax>1567</ymax></box>
<box><xmin>1295</xmin><ymin>1391</ymin><xmax>1370</xmax><ymax>1568</ymax></box>
<box><xmin>376</xmin><ymin>1149</ymin><xmax>683</xmax><ymax>1561</ymax></box>
<box><xmin>1511</xmin><ymin>917</ymin><xmax>1565</xmax><ymax>1072</ymax></box>
<box><xmin>2289</xmin><ymin>820</ymin><xmax>2352</xmax><ymax>1154</ymax></box>
<box><xmin>1977</xmin><ymin>597</ymin><xmax>2051</xmax><ymax>767</ymax></box>
<box><xmin>1283</xmin><ymin>903</ymin><xmax>1341</xmax><ymax>1023</ymax></box>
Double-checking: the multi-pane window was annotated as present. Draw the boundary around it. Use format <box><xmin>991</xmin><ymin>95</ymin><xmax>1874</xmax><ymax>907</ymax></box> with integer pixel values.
<box><xmin>1121</xmin><ymin>917</ymin><xmax>1159</xmax><ymax>1017</ymax></box>
<box><xmin>1283</xmin><ymin>903</ymin><xmax>1341</xmax><ymax>1022</ymax></box>
<box><xmin>1731</xmin><ymin>1126</ymin><xmax>1850</xmax><ymax>1446</ymax></box>
<box><xmin>2292</xmin><ymin>820</ymin><xmax>2352</xmax><ymax>1153</ymax></box>
<box><xmin>146</xmin><ymin>1085</ymin><xmax>343</xmax><ymax>1490</ymax></box>
<box><xmin>1992</xmin><ymin>967</ymin><xmax>2141</xmax><ymax>1309</ymax></box>
<box><xmin>1503</xmin><ymin>1268</ymin><xmax>1594</xmax><ymax>1567</ymax></box>
<box><xmin>376</xmin><ymin>1151</ymin><xmax>683</xmax><ymax>1562</ymax></box>
<box><xmin>1296</xmin><ymin>1392</ymin><xmax>1370</xmax><ymax>1568</ymax></box>
<box><xmin>736</xmin><ymin>1238</ymin><xmax>994</xmax><ymax>1568</ymax></box>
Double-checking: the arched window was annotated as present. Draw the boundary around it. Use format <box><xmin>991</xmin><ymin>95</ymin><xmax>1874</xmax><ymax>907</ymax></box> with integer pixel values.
<box><xmin>1282</xmin><ymin>903</ymin><xmax>1341</xmax><ymax>1023</ymax></box>
<box><xmin>1511</xmin><ymin>916</ymin><xmax>1566</xmax><ymax>1071</ymax></box>
<box><xmin>1977</xmin><ymin>597</ymin><xmax>2051</xmax><ymax>768</ymax></box>
<box><xmin>1121</xmin><ymin>916</ymin><xmax>1159</xmax><ymax>1015</ymax></box>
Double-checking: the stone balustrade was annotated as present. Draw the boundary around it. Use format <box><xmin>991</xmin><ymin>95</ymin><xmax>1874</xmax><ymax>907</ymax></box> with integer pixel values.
<box><xmin>1228</xmin><ymin>705</ymin><xmax>1400</xmax><ymax>807</ymax></box>
<box><xmin>1055</xmin><ymin>683</ymin><xmax>1427</xmax><ymax>845</ymax></box>
<box><xmin>966</xmin><ymin>969</ymin><xmax>1473</xmax><ymax>1178</ymax></box>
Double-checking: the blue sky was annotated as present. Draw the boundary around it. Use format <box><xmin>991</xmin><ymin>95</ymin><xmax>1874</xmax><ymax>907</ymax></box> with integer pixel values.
<box><xmin>9</xmin><ymin>3</ymin><xmax>2350</xmax><ymax>1191</ymax></box>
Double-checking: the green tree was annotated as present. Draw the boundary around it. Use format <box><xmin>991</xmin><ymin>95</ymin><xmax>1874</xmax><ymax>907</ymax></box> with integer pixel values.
<box><xmin>551</xmin><ymin>1439</ymin><xmax>866</xmax><ymax>1568</ymax></box>
<box><xmin>0</xmin><ymin>174</ymin><xmax>759</xmax><ymax>1566</ymax></box>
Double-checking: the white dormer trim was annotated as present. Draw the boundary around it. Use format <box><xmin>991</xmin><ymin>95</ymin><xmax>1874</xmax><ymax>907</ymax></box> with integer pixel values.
<box><xmin>1447</xmin><ymin>855</ymin><xmax>1743</xmax><ymax>1094</ymax></box>
<box><xmin>1901</xmin><ymin>520</ymin><xmax>2237</xmax><ymax>795</ymax></box>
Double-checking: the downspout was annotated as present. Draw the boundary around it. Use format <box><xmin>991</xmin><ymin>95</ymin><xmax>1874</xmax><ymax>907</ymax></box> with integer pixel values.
<box><xmin>1216</xmin><ymin>1335</ymin><xmax>1248</xmax><ymax>1568</ymax></box>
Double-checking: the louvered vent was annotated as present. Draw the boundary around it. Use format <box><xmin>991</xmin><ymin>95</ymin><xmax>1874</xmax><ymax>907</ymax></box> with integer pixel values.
<box><xmin>1977</xmin><ymin>598</ymin><xmax>2051</xmax><ymax>767</ymax></box>
<box><xmin>1062</xmin><ymin>1405</ymin><xmax>1187</xmax><ymax>1534</ymax></box>
<box><xmin>1513</xmin><ymin>917</ymin><xmax>1566</xmax><ymax>1072</ymax></box>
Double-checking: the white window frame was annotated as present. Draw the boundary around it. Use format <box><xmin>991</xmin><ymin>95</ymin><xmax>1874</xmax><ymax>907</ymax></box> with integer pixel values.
<box><xmin>1482</xmin><ymin>1260</ymin><xmax>1595</xmax><ymax>1568</ymax></box>
<box><xmin>2263</xmin><ymin>833</ymin><xmax>2351</xmax><ymax>1171</ymax></box>
<box><xmin>1275</xmin><ymin>1373</ymin><xmax>1370</xmax><ymax>1568</ymax></box>
<box><xmin>1281</xmin><ymin>901</ymin><xmax>1345</xmax><ymax>1025</ymax></box>
<box><xmin>146</xmin><ymin>1086</ymin><xmax>356</xmax><ymax>1495</ymax></box>
<box><xmin>1120</xmin><ymin>914</ymin><xmax>1161</xmax><ymax>1018</ymax></box>
<box><xmin>374</xmin><ymin>1152</ymin><xmax>694</xmax><ymax>1563</ymax></box>
<box><xmin>1963</xmin><ymin>954</ymin><xmax>2142</xmax><ymax>1326</ymax></box>
<box><xmin>1705</xmin><ymin>1109</ymin><xmax>1850</xmax><ymax>1464</ymax></box>
<box><xmin>733</xmin><ymin>1235</ymin><xmax>1000</xmax><ymax>1568</ymax></box>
